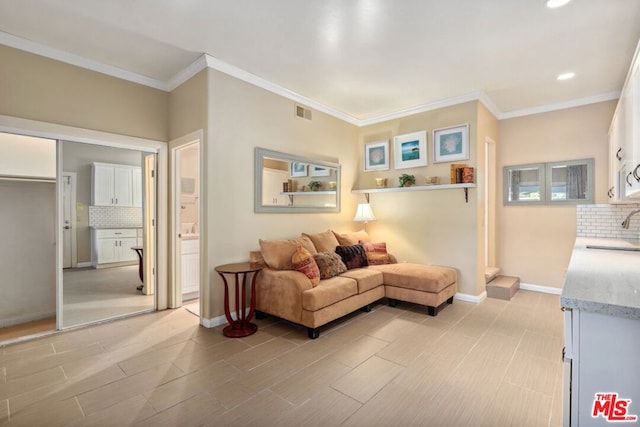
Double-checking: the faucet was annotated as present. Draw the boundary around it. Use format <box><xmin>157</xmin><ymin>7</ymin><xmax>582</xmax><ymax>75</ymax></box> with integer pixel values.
<box><xmin>621</xmin><ymin>209</ymin><xmax>640</xmax><ymax>229</ymax></box>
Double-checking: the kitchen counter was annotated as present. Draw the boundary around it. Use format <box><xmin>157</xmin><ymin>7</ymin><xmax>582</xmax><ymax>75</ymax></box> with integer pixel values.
<box><xmin>90</xmin><ymin>226</ymin><xmax>142</xmax><ymax>229</ymax></box>
<box><xmin>561</xmin><ymin>237</ymin><xmax>640</xmax><ymax>320</ymax></box>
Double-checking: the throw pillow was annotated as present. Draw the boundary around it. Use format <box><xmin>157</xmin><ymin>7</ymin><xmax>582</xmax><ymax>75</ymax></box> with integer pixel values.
<box><xmin>302</xmin><ymin>229</ymin><xmax>340</xmax><ymax>253</ymax></box>
<box><xmin>313</xmin><ymin>252</ymin><xmax>347</xmax><ymax>279</ymax></box>
<box><xmin>362</xmin><ymin>241</ymin><xmax>391</xmax><ymax>265</ymax></box>
<box><xmin>259</xmin><ymin>235</ymin><xmax>317</xmax><ymax>270</ymax></box>
<box><xmin>291</xmin><ymin>245</ymin><xmax>320</xmax><ymax>286</ymax></box>
<box><xmin>333</xmin><ymin>229</ymin><xmax>371</xmax><ymax>246</ymax></box>
<box><xmin>335</xmin><ymin>244</ymin><xmax>369</xmax><ymax>270</ymax></box>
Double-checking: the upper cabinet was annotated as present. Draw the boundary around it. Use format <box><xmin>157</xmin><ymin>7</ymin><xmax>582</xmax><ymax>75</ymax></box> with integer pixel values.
<box><xmin>609</xmin><ymin>52</ymin><xmax>640</xmax><ymax>202</ymax></box>
<box><xmin>92</xmin><ymin>162</ymin><xmax>142</xmax><ymax>207</ymax></box>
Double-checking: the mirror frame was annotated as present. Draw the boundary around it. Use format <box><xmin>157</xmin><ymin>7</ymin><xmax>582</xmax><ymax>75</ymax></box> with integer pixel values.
<box><xmin>254</xmin><ymin>147</ymin><xmax>341</xmax><ymax>213</ymax></box>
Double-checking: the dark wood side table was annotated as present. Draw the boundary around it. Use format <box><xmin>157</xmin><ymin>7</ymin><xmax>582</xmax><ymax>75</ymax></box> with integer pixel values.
<box><xmin>214</xmin><ymin>262</ymin><xmax>263</xmax><ymax>338</ymax></box>
<box><xmin>131</xmin><ymin>246</ymin><xmax>144</xmax><ymax>291</ymax></box>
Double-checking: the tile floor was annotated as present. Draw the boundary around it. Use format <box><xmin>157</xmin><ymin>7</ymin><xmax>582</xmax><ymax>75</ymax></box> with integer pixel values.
<box><xmin>0</xmin><ymin>290</ymin><xmax>564</xmax><ymax>426</ymax></box>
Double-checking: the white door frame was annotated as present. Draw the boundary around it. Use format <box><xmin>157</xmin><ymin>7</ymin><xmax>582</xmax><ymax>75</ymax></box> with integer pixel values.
<box><xmin>0</xmin><ymin>114</ymin><xmax>168</xmax><ymax>330</ymax></box>
<box><xmin>169</xmin><ymin>130</ymin><xmax>203</xmax><ymax>310</ymax></box>
<box><xmin>484</xmin><ymin>137</ymin><xmax>497</xmax><ymax>268</ymax></box>
<box><xmin>62</xmin><ymin>172</ymin><xmax>77</xmax><ymax>268</ymax></box>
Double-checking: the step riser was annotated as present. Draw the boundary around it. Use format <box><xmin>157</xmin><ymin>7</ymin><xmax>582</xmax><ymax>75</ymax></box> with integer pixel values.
<box><xmin>486</xmin><ymin>276</ymin><xmax>520</xmax><ymax>301</ymax></box>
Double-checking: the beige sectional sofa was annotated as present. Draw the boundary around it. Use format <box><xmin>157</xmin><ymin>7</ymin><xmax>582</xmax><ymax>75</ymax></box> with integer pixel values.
<box><xmin>251</xmin><ymin>230</ymin><xmax>457</xmax><ymax>339</ymax></box>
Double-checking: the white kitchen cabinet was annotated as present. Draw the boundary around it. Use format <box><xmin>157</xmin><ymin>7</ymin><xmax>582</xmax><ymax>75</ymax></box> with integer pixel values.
<box><xmin>609</xmin><ymin>51</ymin><xmax>640</xmax><ymax>201</ymax></box>
<box><xmin>181</xmin><ymin>239</ymin><xmax>199</xmax><ymax>295</ymax></box>
<box><xmin>132</xmin><ymin>167</ymin><xmax>142</xmax><ymax>207</ymax></box>
<box><xmin>92</xmin><ymin>162</ymin><xmax>141</xmax><ymax>207</ymax></box>
<box><xmin>564</xmin><ymin>308</ymin><xmax>640</xmax><ymax>426</ymax></box>
<box><xmin>262</xmin><ymin>168</ymin><xmax>289</xmax><ymax>206</ymax></box>
<box><xmin>92</xmin><ymin>228</ymin><xmax>140</xmax><ymax>267</ymax></box>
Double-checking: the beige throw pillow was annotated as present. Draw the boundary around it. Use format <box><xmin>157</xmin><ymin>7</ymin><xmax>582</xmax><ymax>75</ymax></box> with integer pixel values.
<box><xmin>333</xmin><ymin>229</ymin><xmax>371</xmax><ymax>246</ymax></box>
<box><xmin>302</xmin><ymin>229</ymin><xmax>340</xmax><ymax>253</ymax></box>
<box><xmin>259</xmin><ymin>235</ymin><xmax>317</xmax><ymax>270</ymax></box>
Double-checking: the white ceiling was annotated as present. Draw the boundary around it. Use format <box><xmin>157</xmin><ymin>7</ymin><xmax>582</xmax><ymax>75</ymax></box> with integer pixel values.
<box><xmin>1</xmin><ymin>0</ymin><xmax>639</xmax><ymax>124</ymax></box>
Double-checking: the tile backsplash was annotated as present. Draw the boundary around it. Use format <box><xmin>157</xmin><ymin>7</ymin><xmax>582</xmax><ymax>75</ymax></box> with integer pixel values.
<box><xmin>577</xmin><ymin>204</ymin><xmax>640</xmax><ymax>239</ymax></box>
<box><xmin>89</xmin><ymin>206</ymin><xmax>142</xmax><ymax>228</ymax></box>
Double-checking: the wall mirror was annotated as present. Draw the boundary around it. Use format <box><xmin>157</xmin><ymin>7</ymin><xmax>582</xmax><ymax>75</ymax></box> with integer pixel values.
<box><xmin>255</xmin><ymin>147</ymin><xmax>340</xmax><ymax>213</ymax></box>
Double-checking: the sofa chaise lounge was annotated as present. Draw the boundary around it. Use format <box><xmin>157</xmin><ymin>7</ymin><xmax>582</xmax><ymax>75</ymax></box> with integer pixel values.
<box><xmin>250</xmin><ymin>230</ymin><xmax>457</xmax><ymax>339</ymax></box>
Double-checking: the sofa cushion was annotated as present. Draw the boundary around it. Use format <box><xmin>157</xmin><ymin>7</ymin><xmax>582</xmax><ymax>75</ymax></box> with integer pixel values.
<box><xmin>362</xmin><ymin>242</ymin><xmax>391</xmax><ymax>265</ymax></box>
<box><xmin>335</xmin><ymin>244</ymin><xmax>368</xmax><ymax>270</ymax></box>
<box><xmin>303</xmin><ymin>230</ymin><xmax>340</xmax><ymax>253</ymax></box>
<box><xmin>259</xmin><ymin>235</ymin><xmax>316</xmax><ymax>270</ymax></box>
<box><xmin>292</xmin><ymin>245</ymin><xmax>320</xmax><ymax>286</ymax></box>
<box><xmin>302</xmin><ymin>276</ymin><xmax>358</xmax><ymax>311</ymax></box>
<box><xmin>313</xmin><ymin>252</ymin><xmax>347</xmax><ymax>279</ymax></box>
<box><xmin>333</xmin><ymin>229</ymin><xmax>371</xmax><ymax>246</ymax></box>
<box><xmin>340</xmin><ymin>268</ymin><xmax>384</xmax><ymax>293</ymax></box>
<box><xmin>370</xmin><ymin>263</ymin><xmax>456</xmax><ymax>293</ymax></box>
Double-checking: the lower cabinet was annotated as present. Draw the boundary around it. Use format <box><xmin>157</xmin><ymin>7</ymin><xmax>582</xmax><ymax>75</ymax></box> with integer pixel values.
<box><xmin>181</xmin><ymin>239</ymin><xmax>200</xmax><ymax>295</ymax></box>
<box><xmin>564</xmin><ymin>309</ymin><xmax>640</xmax><ymax>426</ymax></box>
<box><xmin>92</xmin><ymin>228</ymin><xmax>140</xmax><ymax>267</ymax></box>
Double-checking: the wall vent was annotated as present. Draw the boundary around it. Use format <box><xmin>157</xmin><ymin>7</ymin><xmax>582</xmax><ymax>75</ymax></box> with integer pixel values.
<box><xmin>295</xmin><ymin>105</ymin><xmax>312</xmax><ymax>120</ymax></box>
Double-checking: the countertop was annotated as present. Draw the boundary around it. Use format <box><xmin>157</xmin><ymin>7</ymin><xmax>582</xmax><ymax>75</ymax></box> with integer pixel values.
<box><xmin>561</xmin><ymin>237</ymin><xmax>640</xmax><ymax>320</ymax></box>
<box><xmin>91</xmin><ymin>226</ymin><xmax>142</xmax><ymax>229</ymax></box>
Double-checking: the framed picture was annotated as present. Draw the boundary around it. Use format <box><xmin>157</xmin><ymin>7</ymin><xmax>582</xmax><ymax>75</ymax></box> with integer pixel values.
<box><xmin>393</xmin><ymin>131</ymin><xmax>427</xmax><ymax>169</ymax></box>
<box><xmin>433</xmin><ymin>124</ymin><xmax>469</xmax><ymax>163</ymax></box>
<box><xmin>309</xmin><ymin>165</ymin><xmax>330</xmax><ymax>177</ymax></box>
<box><xmin>290</xmin><ymin>161</ymin><xmax>308</xmax><ymax>177</ymax></box>
<box><xmin>364</xmin><ymin>140</ymin><xmax>389</xmax><ymax>172</ymax></box>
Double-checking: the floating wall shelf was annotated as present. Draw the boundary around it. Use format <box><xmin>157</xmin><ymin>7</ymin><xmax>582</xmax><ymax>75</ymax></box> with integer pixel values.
<box><xmin>352</xmin><ymin>183</ymin><xmax>476</xmax><ymax>203</ymax></box>
<box><xmin>281</xmin><ymin>190</ymin><xmax>336</xmax><ymax>205</ymax></box>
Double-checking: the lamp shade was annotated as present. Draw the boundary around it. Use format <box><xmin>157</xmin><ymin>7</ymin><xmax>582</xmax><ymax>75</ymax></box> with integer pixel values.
<box><xmin>353</xmin><ymin>203</ymin><xmax>376</xmax><ymax>222</ymax></box>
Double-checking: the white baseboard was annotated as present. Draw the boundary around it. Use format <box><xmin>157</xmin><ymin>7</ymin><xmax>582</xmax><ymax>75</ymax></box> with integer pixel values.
<box><xmin>0</xmin><ymin>311</ymin><xmax>55</xmax><ymax>328</ymax></box>
<box><xmin>455</xmin><ymin>291</ymin><xmax>487</xmax><ymax>304</ymax></box>
<box><xmin>201</xmin><ymin>314</ymin><xmax>227</xmax><ymax>328</ymax></box>
<box><xmin>76</xmin><ymin>262</ymin><xmax>93</xmax><ymax>268</ymax></box>
<box><xmin>519</xmin><ymin>282</ymin><xmax>562</xmax><ymax>295</ymax></box>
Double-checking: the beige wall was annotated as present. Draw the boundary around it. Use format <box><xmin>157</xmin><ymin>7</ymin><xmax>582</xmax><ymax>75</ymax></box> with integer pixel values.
<box><xmin>496</xmin><ymin>101</ymin><xmax>615</xmax><ymax>288</ymax></box>
<box><xmin>356</xmin><ymin>101</ymin><xmax>497</xmax><ymax>296</ymax></box>
<box><xmin>0</xmin><ymin>45</ymin><xmax>168</xmax><ymax>142</ymax></box>
<box><xmin>203</xmin><ymin>68</ymin><xmax>359</xmax><ymax>318</ymax></box>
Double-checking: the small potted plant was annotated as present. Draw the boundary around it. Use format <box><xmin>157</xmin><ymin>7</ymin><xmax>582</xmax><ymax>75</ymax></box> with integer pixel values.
<box><xmin>398</xmin><ymin>174</ymin><xmax>416</xmax><ymax>187</ymax></box>
<box><xmin>308</xmin><ymin>180</ymin><xmax>322</xmax><ymax>191</ymax></box>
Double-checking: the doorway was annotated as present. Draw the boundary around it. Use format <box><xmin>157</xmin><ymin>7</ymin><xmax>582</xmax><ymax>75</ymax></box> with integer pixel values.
<box><xmin>60</xmin><ymin>141</ymin><xmax>157</xmax><ymax>328</ymax></box>
<box><xmin>170</xmin><ymin>132</ymin><xmax>201</xmax><ymax>310</ymax></box>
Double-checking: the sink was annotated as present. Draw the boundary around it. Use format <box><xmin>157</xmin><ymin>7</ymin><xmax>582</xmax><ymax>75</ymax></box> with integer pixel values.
<box><xmin>586</xmin><ymin>245</ymin><xmax>640</xmax><ymax>252</ymax></box>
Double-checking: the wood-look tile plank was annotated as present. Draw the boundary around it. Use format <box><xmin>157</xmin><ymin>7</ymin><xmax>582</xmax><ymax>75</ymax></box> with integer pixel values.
<box><xmin>6</xmin><ymin>396</ymin><xmax>84</xmax><ymax>427</ymax></box>
<box><xmin>271</xmin><ymin>357</ymin><xmax>351</xmax><ymax>405</ymax></box>
<box><xmin>143</xmin><ymin>360</ymin><xmax>240</xmax><ymax>412</ymax></box>
<box><xmin>0</xmin><ymin>366</ymin><xmax>66</xmax><ymax>400</ymax></box>
<box><xmin>276</xmin><ymin>386</ymin><xmax>361</xmax><ymax>427</ymax></box>
<box><xmin>331</xmin><ymin>356</ymin><xmax>403</xmax><ymax>403</ymax></box>
<box><xmin>65</xmin><ymin>394</ymin><xmax>157</xmax><ymax>427</ymax></box>
<box><xmin>224</xmin><ymin>337</ymin><xmax>297</xmax><ymax>371</ymax></box>
<box><xmin>505</xmin><ymin>352</ymin><xmax>560</xmax><ymax>396</ymax></box>
<box><xmin>136</xmin><ymin>392</ymin><xmax>223</xmax><ymax>427</ymax></box>
<box><xmin>202</xmin><ymin>390</ymin><xmax>293</xmax><ymax>427</ymax></box>
<box><xmin>329</xmin><ymin>335</ymin><xmax>389</xmax><ymax>368</ymax></box>
<box><xmin>76</xmin><ymin>362</ymin><xmax>184</xmax><ymax>415</ymax></box>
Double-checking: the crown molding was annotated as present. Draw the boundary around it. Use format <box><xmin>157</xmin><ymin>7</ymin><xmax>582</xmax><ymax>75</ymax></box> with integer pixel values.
<box><xmin>499</xmin><ymin>92</ymin><xmax>620</xmax><ymax>120</ymax></box>
<box><xmin>357</xmin><ymin>91</ymin><xmax>487</xmax><ymax>127</ymax></box>
<box><xmin>201</xmin><ymin>54</ymin><xmax>360</xmax><ymax>125</ymax></box>
<box><xmin>1</xmin><ymin>31</ymin><xmax>621</xmax><ymax>126</ymax></box>
<box><xmin>0</xmin><ymin>31</ymin><xmax>170</xmax><ymax>91</ymax></box>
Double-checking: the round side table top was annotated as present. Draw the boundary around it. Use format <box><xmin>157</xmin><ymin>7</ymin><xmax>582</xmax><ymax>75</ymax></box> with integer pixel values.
<box><xmin>215</xmin><ymin>262</ymin><xmax>263</xmax><ymax>274</ymax></box>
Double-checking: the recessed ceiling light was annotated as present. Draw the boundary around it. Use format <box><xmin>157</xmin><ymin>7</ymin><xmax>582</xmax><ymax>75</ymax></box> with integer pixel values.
<box><xmin>557</xmin><ymin>72</ymin><xmax>576</xmax><ymax>81</ymax></box>
<box><xmin>546</xmin><ymin>0</ymin><xmax>571</xmax><ymax>8</ymax></box>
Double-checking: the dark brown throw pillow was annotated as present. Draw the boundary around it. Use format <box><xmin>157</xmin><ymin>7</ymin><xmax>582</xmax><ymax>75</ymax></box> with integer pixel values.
<box><xmin>313</xmin><ymin>252</ymin><xmax>347</xmax><ymax>279</ymax></box>
<box><xmin>335</xmin><ymin>244</ymin><xmax>369</xmax><ymax>270</ymax></box>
